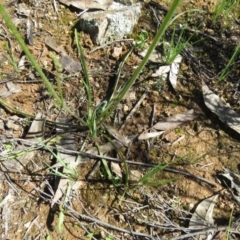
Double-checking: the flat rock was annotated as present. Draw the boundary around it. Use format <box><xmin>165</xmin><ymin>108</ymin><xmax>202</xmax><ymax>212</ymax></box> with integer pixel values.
<box><xmin>78</xmin><ymin>2</ymin><xmax>142</xmax><ymax>45</ymax></box>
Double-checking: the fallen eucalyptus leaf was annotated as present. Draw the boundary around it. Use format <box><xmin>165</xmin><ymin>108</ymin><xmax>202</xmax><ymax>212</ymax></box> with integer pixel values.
<box><xmin>138</xmin><ymin>131</ymin><xmax>164</xmax><ymax>140</ymax></box>
<box><xmin>105</xmin><ymin>125</ymin><xmax>131</xmax><ymax>147</ymax></box>
<box><xmin>202</xmin><ymin>80</ymin><xmax>240</xmax><ymax>134</ymax></box>
<box><xmin>83</xmin><ymin>140</ymin><xmax>125</xmax><ymax>159</ymax></box>
<box><xmin>217</xmin><ymin>168</ymin><xmax>240</xmax><ymax>206</ymax></box>
<box><xmin>6</xmin><ymin>82</ymin><xmax>21</xmax><ymax>94</ymax></box>
<box><xmin>189</xmin><ymin>194</ymin><xmax>218</xmax><ymax>240</ymax></box>
<box><xmin>151</xmin><ymin>65</ymin><xmax>170</xmax><ymax>77</ymax></box>
<box><xmin>153</xmin><ymin>109</ymin><xmax>198</xmax><ymax>131</ymax></box>
<box><xmin>110</xmin><ymin>162</ymin><xmax>122</xmax><ymax>178</ymax></box>
<box><xmin>169</xmin><ymin>54</ymin><xmax>182</xmax><ymax>90</ymax></box>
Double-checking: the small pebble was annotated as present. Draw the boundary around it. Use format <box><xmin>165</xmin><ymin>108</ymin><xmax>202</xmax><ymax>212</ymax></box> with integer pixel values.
<box><xmin>6</xmin><ymin>120</ymin><xmax>20</xmax><ymax>131</ymax></box>
<box><xmin>0</xmin><ymin>120</ymin><xmax>4</xmax><ymax>130</ymax></box>
<box><xmin>9</xmin><ymin>115</ymin><xmax>19</xmax><ymax>121</ymax></box>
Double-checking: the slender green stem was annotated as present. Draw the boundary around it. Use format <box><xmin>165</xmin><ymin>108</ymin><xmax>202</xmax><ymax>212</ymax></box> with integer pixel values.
<box><xmin>0</xmin><ymin>98</ymin><xmax>34</xmax><ymax>118</ymax></box>
<box><xmin>75</xmin><ymin>29</ymin><xmax>98</xmax><ymax>134</ymax></box>
<box><xmin>74</xmin><ymin>30</ymin><xmax>92</xmax><ymax>107</ymax></box>
<box><xmin>0</xmin><ymin>4</ymin><xmax>61</xmax><ymax>102</ymax></box>
<box><xmin>0</xmin><ymin>4</ymin><xmax>81</xmax><ymax>119</ymax></box>
<box><xmin>109</xmin><ymin>47</ymin><xmax>135</xmax><ymax>102</ymax></box>
<box><xmin>95</xmin><ymin>142</ymin><xmax>114</xmax><ymax>181</ymax></box>
<box><xmin>98</xmin><ymin>0</ymin><xmax>181</xmax><ymax>123</ymax></box>
<box><xmin>218</xmin><ymin>44</ymin><xmax>240</xmax><ymax>83</ymax></box>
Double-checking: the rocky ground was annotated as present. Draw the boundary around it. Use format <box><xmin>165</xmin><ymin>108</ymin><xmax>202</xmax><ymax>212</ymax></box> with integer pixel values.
<box><xmin>0</xmin><ymin>0</ymin><xmax>240</xmax><ymax>239</ymax></box>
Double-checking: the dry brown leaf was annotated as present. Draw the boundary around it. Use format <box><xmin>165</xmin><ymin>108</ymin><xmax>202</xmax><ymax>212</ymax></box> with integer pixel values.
<box><xmin>153</xmin><ymin>109</ymin><xmax>198</xmax><ymax>131</ymax></box>
<box><xmin>83</xmin><ymin>140</ymin><xmax>124</xmax><ymax>159</ymax></box>
<box><xmin>202</xmin><ymin>80</ymin><xmax>240</xmax><ymax>134</ymax></box>
<box><xmin>138</xmin><ymin>131</ymin><xmax>164</xmax><ymax>140</ymax></box>
<box><xmin>151</xmin><ymin>65</ymin><xmax>170</xmax><ymax>77</ymax></box>
<box><xmin>105</xmin><ymin>125</ymin><xmax>130</xmax><ymax>147</ymax></box>
<box><xmin>58</xmin><ymin>0</ymin><xmax>113</xmax><ymax>10</ymax></box>
<box><xmin>189</xmin><ymin>194</ymin><xmax>218</xmax><ymax>239</ymax></box>
<box><xmin>217</xmin><ymin>168</ymin><xmax>240</xmax><ymax>205</ymax></box>
<box><xmin>169</xmin><ymin>54</ymin><xmax>182</xmax><ymax>90</ymax></box>
<box><xmin>59</xmin><ymin>53</ymin><xmax>82</xmax><ymax>73</ymax></box>
<box><xmin>110</xmin><ymin>162</ymin><xmax>122</xmax><ymax>178</ymax></box>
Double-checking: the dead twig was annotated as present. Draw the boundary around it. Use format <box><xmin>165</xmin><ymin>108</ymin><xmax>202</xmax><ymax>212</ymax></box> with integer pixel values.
<box><xmin>120</xmin><ymin>91</ymin><xmax>147</xmax><ymax>130</ymax></box>
<box><xmin>56</xmin><ymin>147</ymin><xmax>216</xmax><ymax>187</ymax></box>
<box><xmin>89</xmin><ymin>38</ymin><xmax>134</xmax><ymax>54</ymax></box>
<box><xmin>171</xmin><ymin>226</ymin><xmax>240</xmax><ymax>240</ymax></box>
<box><xmin>68</xmin><ymin>210</ymin><xmax>154</xmax><ymax>239</ymax></box>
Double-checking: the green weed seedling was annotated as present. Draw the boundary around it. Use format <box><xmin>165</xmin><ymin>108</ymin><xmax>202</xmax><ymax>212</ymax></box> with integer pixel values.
<box><xmin>0</xmin><ymin>0</ymin><xmax>182</xmax><ymax>131</ymax></box>
<box><xmin>75</xmin><ymin>29</ymin><xmax>96</xmax><ymax>136</ymax></box>
<box><xmin>0</xmin><ymin>0</ymin><xmax>184</xmax><ymax>234</ymax></box>
<box><xmin>218</xmin><ymin>44</ymin><xmax>240</xmax><ymax>83</ymax></box>
<box><xmin>134</xmin><ymin>29</ymin><xmax>149</xmax><ymax>50</ymax></box>
<box><xmin>137</xmin><ymin>162</ymin><xmax>176</xmax><ymax>187</ymax></box>
<box><xmin>163</xmin><ymin>25</ymin><xmax>190</xmax><ymax>65</ymax></box>
<box><xmin>73</xmin><ymin>0</ymin><xmax>181</xmax><ymax>135</ymax></box>
<box><xmin>163</xmin><ymin>23</ymin><xmax>204</xmax><ymax>65</ymax></box>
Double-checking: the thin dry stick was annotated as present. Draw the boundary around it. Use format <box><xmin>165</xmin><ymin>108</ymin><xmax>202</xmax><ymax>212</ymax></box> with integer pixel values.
<box><xmin>89</xmin><ymin>38</ymin><xmax>134</xmax><ymax>54</ymax></box>
<box><xmin>3</xmin><ymin>139</ymin><xmax>216</xmax><ymax>187</ymax></box>
<box><xmin>120</xmin><ymin>91</ymin><xmax>147</xmax><ymax>130</ymax></box>
<box><xmin>96</xmin><ymin>225</ymin><xmax>121</xmax><ymax>240</ymax></box>
<box><xmin>52</xmin><ymin>0</ymin><xmax>59</xmax><ymax>17</ymax></box>
<box><xmin>151</xmin><ymin>103</ymin><xmax>156</xmax><ymax>128</ymax></box>
<box><xmin>68</xmin><ymin>211</ymin><xmax>154</xmax><ymax>239</ymax></box>
<box><xmin>52</xmin><ymin>147</ymin><xmax>217</xmax><ymax>187</ymax></box>
<box><xmin>23</xmin><ymin>216</ymin><xmax>39</xmax><ymax>239</ymax></box>
<box><xmin>171</xmin><ymin>226</ymin><xmax>240</xmax><ymax>240</ymax></box>
<box><xmin>86</xmin><ymin>160</ymin><xmax>101</xmax><ymax>180</ymax></box>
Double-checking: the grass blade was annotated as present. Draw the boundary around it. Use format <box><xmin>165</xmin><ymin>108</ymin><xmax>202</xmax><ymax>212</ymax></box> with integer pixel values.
<box><xmin>0</xmin><ymin>3</ymin><xmax>81</xmax><ymax>119</ymax></box>
<box><xmin>98</xmin><ymin>0</ymin><xmax>182</xmax><ymax>124</ymax></box>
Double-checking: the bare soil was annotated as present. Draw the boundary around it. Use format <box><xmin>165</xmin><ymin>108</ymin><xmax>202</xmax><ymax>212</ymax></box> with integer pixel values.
<box><xmin>0</xmin><ymin>0</ymin><xmax>240</xmax><ymax>239</ymax></box>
